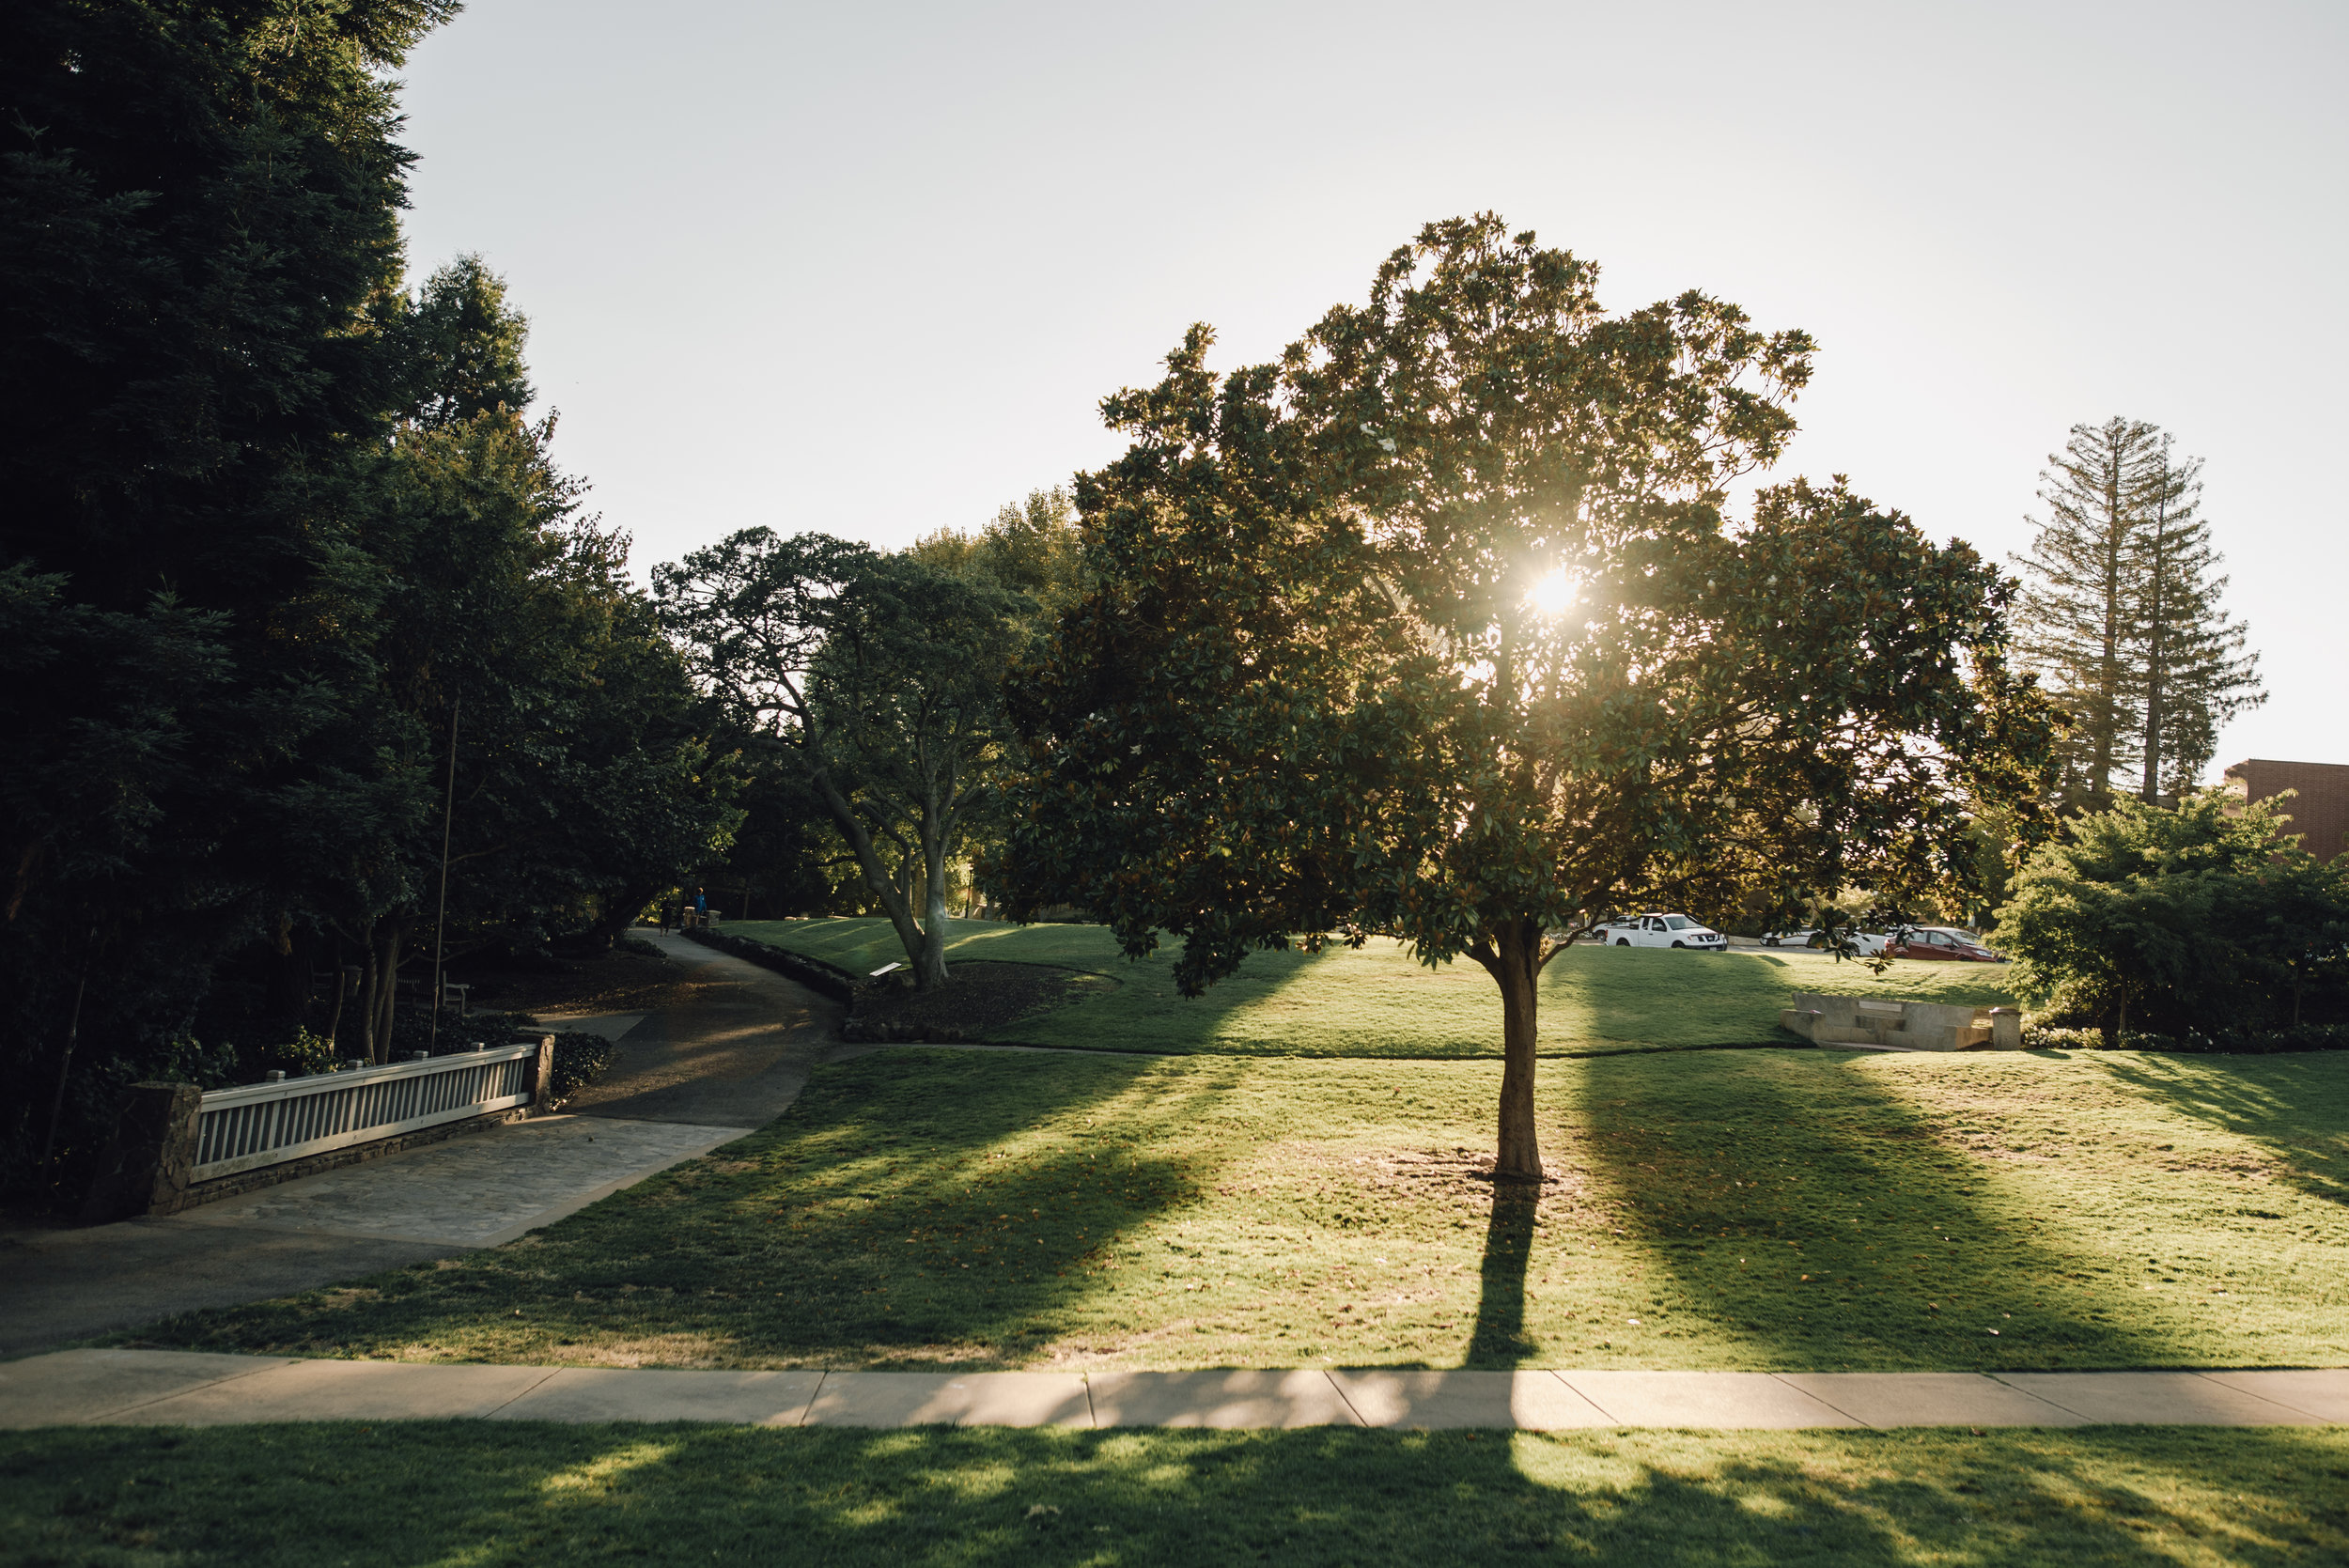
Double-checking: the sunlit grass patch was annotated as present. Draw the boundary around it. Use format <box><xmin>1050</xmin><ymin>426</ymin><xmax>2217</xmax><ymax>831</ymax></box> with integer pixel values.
<box><xmin>730</xmin><ymin>917</ymin><xmax>2017</xmax><ymax>1056</ymax></box>
<box><xmin>122</xmin><ymin>1048</ymin><xmax>2349</xmax><ymax>1374</ymax></box>
<box><xmin>3</xmin><ymin>1421</ymin><xmax>2343</xmax><ymax>1567</ymax></box>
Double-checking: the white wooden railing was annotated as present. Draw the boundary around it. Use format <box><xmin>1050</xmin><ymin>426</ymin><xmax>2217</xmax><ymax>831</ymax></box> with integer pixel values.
<box><xmin>190</xmin><ymin>1042</ymin><xmax>540</xmax><ymax>1182</ymax></box>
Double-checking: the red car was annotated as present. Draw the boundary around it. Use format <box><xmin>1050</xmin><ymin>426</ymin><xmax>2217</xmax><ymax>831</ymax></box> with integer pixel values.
<box><xmin>1882</xmin><ymin>926</ymin><xmax>2006</xmax><ymax>962</ymax></box>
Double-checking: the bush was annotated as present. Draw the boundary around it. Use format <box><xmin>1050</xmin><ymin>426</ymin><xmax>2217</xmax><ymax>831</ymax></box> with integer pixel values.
<box><xmin>2022</xmin><ymin>1022</ymin><xmax>2349</xmax><ymax>1054</ymax></box>
<box><xmin>1996</xmin><ymin>792</ymin><xmax>2349</xmax><ymax>1035</ymax></box>
<box><xmin>548</xmin><ymin>1031</ymin><xmax>614</xmax><ymax>1098</ymax></box>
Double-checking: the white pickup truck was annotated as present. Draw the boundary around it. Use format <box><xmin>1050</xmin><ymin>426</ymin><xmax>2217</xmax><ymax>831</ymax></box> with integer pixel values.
<box><xmin>1594</xmin><ymin>913</ymin><xmax>1728</xmax><ymax>950</ymax></box>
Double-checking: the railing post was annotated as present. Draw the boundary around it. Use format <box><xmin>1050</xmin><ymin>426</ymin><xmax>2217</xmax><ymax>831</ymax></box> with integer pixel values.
<box><xmin>524</xmin><ymin>1032</ymin><xmax>556</xmax><ymax>1111</ymax></box>
<box><xmin>78</xmin><ymin>1082</ymin><xmax>202</xmax><ymax>1223</ymax></box>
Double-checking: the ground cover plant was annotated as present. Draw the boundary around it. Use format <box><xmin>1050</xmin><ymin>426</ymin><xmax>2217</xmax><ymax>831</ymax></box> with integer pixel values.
<box><xmin>125</xmin><ymin>1048</ymin><xmax>2348</xmax><ymax>1373</ymax></box>
<box><xmin>732</xmin><ymin>916</ymin><xmax>2017</xmax><ymax>1055</ymax></box>
<box><xmin>5</xmin><ymin>1421</ymin><xmax>2343</xmax><ymax>1567</ymax></box>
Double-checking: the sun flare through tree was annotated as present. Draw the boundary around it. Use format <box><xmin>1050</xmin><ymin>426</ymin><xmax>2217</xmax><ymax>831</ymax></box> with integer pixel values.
<box><xmin>992</xmin><ymin>215</ymin><xmax>2060</xmax><ymax>1181</ymax></box>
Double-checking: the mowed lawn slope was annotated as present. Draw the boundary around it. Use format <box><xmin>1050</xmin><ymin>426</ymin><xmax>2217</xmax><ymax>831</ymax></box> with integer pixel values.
<box><xmin>134</xmin><ymin>1048</ymin><xmax>2349</xmax><ymax>1374</ymax></box>
<box><xmin>730</xmin><ymin>917</ymin><xmax>2017</xmax><ymax>1056</ymax></box>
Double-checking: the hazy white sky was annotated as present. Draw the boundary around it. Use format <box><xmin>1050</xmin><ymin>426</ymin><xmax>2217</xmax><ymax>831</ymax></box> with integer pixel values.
<box><xmin>395</xmin><ymin>0</ymin><xmax>2345</xmax><ymax>778</ymax></box>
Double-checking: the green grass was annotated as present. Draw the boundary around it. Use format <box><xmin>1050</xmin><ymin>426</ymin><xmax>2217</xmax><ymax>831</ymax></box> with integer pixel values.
<box><xmin>6</xmin><ymin>1422</ymin><xmax>2344</xmax><ymax>1566</ymax></box>
<box><xmin>732</xmin><ymin>917</ymin><xmax>2018</xmax><ymax>1056</ymax></box>
<box><xmin>125</xmin><ymin>1048</ymin><xmax>2349</xmax><ymax>1373</ymax></box>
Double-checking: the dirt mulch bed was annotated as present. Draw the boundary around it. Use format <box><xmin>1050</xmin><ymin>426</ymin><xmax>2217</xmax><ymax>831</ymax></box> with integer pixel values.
<box><xmin>841</xmin><ymin>962</ymin><xmax>1112</xmax><ymax>1043</ymax></box>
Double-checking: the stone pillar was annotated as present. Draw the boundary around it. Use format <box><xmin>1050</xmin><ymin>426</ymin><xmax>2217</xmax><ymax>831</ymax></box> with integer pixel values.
<box><xmin>78</xmin><ymin>1082</ymin><xmax>202</xmax><ymax>1223</ymax></box>
<box><xmin>523</xmin><ymin>1032</ymin><xmax>557</xmax><ymax>1110</ymax></box>
<box><xmin>1989</xmin><ymin>1008</ymin><xmax>2024</xmax><ymax>1049</ymax></box>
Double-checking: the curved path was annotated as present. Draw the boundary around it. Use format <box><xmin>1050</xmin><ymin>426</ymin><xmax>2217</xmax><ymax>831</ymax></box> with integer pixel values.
<box><xmin>552</xmin><ymin>929</ymin><xmax>839</xmax><ymax>1126</ymax></box>
<box><xmin>0</xmin><ymin>933</ymin><xmax>838</xmax><ymax>1359</ymax></box>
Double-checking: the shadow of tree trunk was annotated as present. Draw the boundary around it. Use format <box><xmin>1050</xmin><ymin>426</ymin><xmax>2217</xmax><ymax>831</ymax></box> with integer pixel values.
<box><xmin>1466</xmin><ymin>1180</ymin><xmax>1541</xmax><ymax>1365</ymax></box>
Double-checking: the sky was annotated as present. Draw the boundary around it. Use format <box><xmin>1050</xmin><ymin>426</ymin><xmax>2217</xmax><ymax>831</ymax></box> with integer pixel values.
<box><xmin>391</xmin><ymin>0</ymin><xmax>2347</xmax><ymax>779</ymax></box>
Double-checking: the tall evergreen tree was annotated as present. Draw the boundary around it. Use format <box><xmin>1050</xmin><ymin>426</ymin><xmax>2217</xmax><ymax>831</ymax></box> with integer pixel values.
<box><xmin>2013</xmin><ymin>418</ymin><xmax>2262</xmax><ymax>807</ymax></box>
<box><xmin>2128</xmin><ymin>437</ymin><xmax>2261</xmax><ymax>800</ymax></box>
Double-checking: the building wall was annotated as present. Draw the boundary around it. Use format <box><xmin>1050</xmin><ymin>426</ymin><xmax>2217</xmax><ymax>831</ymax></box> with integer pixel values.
<box><xmin>2223</xmin><ymin>759</ymin><xmax>2349</xmax><ymax>862</ymax></box>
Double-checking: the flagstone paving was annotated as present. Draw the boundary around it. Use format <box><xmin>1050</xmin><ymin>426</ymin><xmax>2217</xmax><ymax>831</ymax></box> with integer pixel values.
<box><xmin>6</xmin><ymin>1349</ymin><xmax>2341</xmax><ymax>1431</ymax></box>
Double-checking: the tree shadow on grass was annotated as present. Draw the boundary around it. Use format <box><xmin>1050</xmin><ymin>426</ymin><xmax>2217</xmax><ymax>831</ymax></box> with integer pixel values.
<box><xmin>1464</xmin><ymin>1183</ymin><xmax>1540</xmax><ymax>1366</ymax></box>
<box><xmin>2093</xmin><ymin>1051</ymin><xmax>2349</xmax><ymax>1208</ymax></box>
<box><xmin>1563</xmin><ymin>1048</ymin><xmax>2198</xmax><ymax>1371</ymax></box>
<box><xmin>6</xmin><ymin>1421</ymin><xmax>2342</xmax><ymax>1565</ymax></box>
<box><xmin>118</xmin><ymin>1048</ymin><xmax>1252</xmax><ymax>1369</ymax></box>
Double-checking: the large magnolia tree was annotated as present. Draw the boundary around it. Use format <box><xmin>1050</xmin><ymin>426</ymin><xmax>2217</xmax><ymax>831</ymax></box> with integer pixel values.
<box><xmin>993</xmin><ymin>217</ymin><xmax>2059</xmax><ymax>1181</ymax></box>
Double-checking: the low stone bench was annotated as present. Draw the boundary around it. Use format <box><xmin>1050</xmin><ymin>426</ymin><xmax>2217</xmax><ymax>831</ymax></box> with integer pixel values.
<box><xmin>1778</xmin><ymin>992</ymin><xmax>2022</xmax><ymax>1051</ymax></box>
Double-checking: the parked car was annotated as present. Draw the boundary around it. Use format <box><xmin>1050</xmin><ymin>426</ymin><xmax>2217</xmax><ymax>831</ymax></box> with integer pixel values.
<box><xmin>1879</xmin><ymin>926</ymin><xmax>2007</xmax><ymax>962</ymax></box>
<box><xmin>1595</xmin><ymin>913</ymin><xmax>1729</xmax><ymax>950</ymax></box>
<box><xmin>1759</xmin><ymin>928</ymin><xmax>1821</xmax><ymax>948</ymax></box>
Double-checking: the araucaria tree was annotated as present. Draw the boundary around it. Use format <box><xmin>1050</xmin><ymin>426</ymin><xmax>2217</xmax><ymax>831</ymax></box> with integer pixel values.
<box><xmin>2013</xmin><ymin>418</ymin><xmax>2263</xmax><ymax>805</ymax></box>
<box><xmin>655</xmin><ymin>535</ymin><xmax>1023</xmax><ymax>986</ymax></box>
<box><xmin>993</xmin><ymin>216</ymin><xmax>2058</xmax><ymax>1181</ymax></box>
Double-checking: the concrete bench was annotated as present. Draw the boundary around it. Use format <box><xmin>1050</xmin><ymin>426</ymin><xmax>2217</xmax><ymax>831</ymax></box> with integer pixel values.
<box><xmin>1778</xmin><ymin>993</ymin><xmax>2022</xmax><ymax>1051</ymax></box>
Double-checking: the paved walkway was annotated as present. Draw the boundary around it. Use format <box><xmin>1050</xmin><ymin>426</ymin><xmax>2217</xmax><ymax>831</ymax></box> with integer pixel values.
<box><xmin>4</xmin><ymin>1350</ymin><xmax>2342</xmax><ymax>1430</ymax></box>
<box><xmin>0</xmin><ymin>935</ymin><xmax>839</xmax><ymax>1358</ymax></box>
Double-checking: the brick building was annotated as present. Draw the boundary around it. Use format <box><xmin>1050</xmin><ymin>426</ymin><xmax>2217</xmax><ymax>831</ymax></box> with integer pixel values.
<box><xmin>2223</xmin><ymin>758</ymin><xmax>2349</xmax><ymax>862</ymax></box>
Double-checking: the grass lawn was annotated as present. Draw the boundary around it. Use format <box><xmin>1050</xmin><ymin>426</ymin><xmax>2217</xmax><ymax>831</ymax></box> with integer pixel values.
<box><xmin>6</xmin><ymin>1422</ymin><xmax>2344</xmax><ymax>1566</ymax></box>
<box><xmin>125</xmin><ymin>1047</ymin><xmax>2349</xmax><ymax>1374</ymax></box>
<box><xmin>731</xmin><ymin>917</ymin><xmax>2019</xmax><ymax>1056</ymax></box>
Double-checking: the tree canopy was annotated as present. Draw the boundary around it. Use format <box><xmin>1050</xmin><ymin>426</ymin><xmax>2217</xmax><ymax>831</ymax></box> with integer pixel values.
<box><xmin>993</xmin><ymin>216</ymin><xmax>2060</xmax><ymax>1180</ymax></box>
<box><xmin>0</xmin><ymin>2</ymin><xmax>736</xmax><ymax>1203</ymax></box>
<box><xmin>655</xmin><ymin>533</ymin><xmax>1025</xmax><ymax>986</ymax></box>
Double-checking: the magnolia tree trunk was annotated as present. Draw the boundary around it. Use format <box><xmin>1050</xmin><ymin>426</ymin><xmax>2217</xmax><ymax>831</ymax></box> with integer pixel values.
<box><xmin>1478</xmin><ymin>919</ymin><xmax>1546</xmax><ymax>1183</ymax></box>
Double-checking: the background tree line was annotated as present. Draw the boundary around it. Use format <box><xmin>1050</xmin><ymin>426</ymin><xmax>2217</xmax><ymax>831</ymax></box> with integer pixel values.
<box><xmin>1</xmin><ymin>1</ymin><xmax>737</xmax><ymax>1204</ymax></box>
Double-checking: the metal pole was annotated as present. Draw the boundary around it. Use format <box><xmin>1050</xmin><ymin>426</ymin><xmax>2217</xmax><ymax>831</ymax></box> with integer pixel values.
<box><xmin>428</xmin><ymin>693</ymin><xmax>460</xmax><ymax>1054</ymax></box>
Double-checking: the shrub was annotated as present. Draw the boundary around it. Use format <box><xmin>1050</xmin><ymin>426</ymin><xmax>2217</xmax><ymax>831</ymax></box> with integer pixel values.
<box><xmin>1997</xmin><ymin>791</ymin><xmax>2349</xmax><ymax>1036</ymax></box>
<box><xmin>548</xmin><ymin>1031</ymin><xmax>614</xmax><ymax>1098</ymax></box>
<box><xmin>2022</xmin><ymin>1022</ymin><xmax>2349</xmax><ymax>1054</ymax></box>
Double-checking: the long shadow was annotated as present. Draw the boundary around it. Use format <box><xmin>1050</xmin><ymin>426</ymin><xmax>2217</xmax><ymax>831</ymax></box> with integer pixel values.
<box><xmin>1564</xmin><ymin>1048</ymin><xmax>2198</xmax><ymax>1371</ymax></box>
<box><xmin>8</xmin><ymin>1420</ymin><xmax>2342</xmax><ymax>1564</ymax></box>
<box><xmin>2093</xmin><ymin>1050</ymin><xmax>2349</xmax><ymax>1208</ymax></box>
<box><xmin>1464</xmin><ymin>1183</ymin><xmax>1541</xmax><ymax>1365</ymax></box>
<box><xmin>119</xmin><ymin>1048</ymin><xmax>1252</xmax><ymax>1369</ymax></box>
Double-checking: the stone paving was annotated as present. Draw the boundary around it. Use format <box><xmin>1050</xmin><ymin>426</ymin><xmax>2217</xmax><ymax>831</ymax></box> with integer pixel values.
<box><xmin>5</xmin><ymin>1350</ymin><xmax>2343</xmax><ymax>1431</ymax></box>
<box><xmin>166</xmin><ymin>1114</ymin><xmax>746</xmax><ymax>1248</ymax></box>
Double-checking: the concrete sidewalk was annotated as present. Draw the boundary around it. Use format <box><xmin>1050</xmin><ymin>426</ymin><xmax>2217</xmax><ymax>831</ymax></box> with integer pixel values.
<box><xmin>6</xmin><ymin>1350</ymin><xmax>2344</xmax><ymax>1431</ymax></box>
